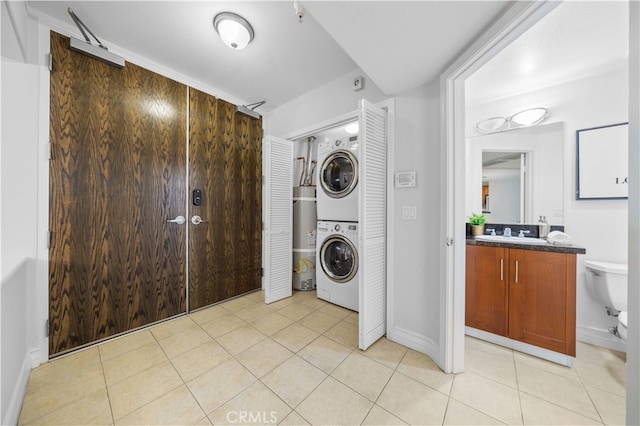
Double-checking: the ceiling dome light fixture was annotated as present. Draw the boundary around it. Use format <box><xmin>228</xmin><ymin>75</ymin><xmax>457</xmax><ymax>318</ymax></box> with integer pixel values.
<box><xmin>213</xmin><ymin>12</ymin><xmax>254</xmax><ymax>50</ymax></box>
<box><xmin>476</xmin><ymin>107</ymin><xmax>549</xmax><ymax>134</ymax></box>
<box><xmin>345</xmin><ymin>122</ymin><xmax>359</xmax><ymax>135</ymax></box>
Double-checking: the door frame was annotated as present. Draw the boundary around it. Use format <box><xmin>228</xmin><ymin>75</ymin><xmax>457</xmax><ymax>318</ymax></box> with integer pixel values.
<box><xmin>440</xmin><ymin>1</ymin><xmax>560</xmax><ymax>373</ymax></box>
<box><xmin>278</xmin><ymin>98</ymin><xmax>395</xmax><ymax>335</ymax></box>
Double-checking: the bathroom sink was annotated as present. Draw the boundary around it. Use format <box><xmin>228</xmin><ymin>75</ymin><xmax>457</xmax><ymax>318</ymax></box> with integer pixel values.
<box><xmin>474</xmin><ymin>235</ymin><xmax>548</xmax><ymax>245</ymax></box>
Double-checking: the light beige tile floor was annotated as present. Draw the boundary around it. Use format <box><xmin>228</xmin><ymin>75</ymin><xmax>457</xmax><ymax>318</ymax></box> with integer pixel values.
<box><xmin>18</xmin><ymin>290</ymin><xmax>627</xmax><ymax>425</ymax></box>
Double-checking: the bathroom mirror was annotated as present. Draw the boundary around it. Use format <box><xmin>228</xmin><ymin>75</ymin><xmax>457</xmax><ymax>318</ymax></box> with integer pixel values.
<box><xmin>466</xmin><ymin>122</ymin><xmax>565</xmax><ymax>225</ymax></box>
<box><xmin>482</xmin><ymin>151</ymin><xmax>528</xmax><ymax>223</ymax></box>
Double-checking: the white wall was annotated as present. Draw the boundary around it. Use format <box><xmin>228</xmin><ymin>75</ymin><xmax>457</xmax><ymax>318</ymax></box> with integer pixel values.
<box><xmin>266</xmin><ymin>71</ymin><xmax>386</xmax><ymax>137</ymax></box>
<box><xmin>1</xmin><ymin>1</ymin><xmax>38</xmax><ymax>64</ymax></box>
<box><xmin>1</xmin><ymin>8</ymin><xmax>45</xmax><ymax>423</ymax></box>
<box><xmin>466</xmin><ymin>66</ymin><xmax>629</xmax><ymax>351</ymax></box>
<box><xmin>391</xmin><ymin>80</ymin><xmax>443</xmax><ymax>352</ymax></box>
<box><xmin>268</xmin><ymin>71</ymin><xmax>447</xmax><ymax>362</ymax></box>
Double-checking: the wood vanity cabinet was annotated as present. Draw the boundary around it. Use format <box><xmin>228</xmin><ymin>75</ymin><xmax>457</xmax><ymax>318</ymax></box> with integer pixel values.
<box><xmin>508</xmin><ymin>248</ymin><xmax>576</xmax><ymax>356</ymax></box>
<box><xmin>466</xmin><ymin>245</ymin><xmax>577</xmax><ymax>356</ymax></box>
<box><xmin>465</xmin><ymin>245</ymin><xmax>508</xmax><ymax>336</ymax></box>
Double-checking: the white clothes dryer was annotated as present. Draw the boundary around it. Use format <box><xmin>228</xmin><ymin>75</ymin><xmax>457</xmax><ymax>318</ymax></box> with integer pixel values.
<box><xmin>316</xmin><ymin>220</ymin><xmax>359</xmax><ymax>312</ymax></box>
<box><xmin>316</xmin><ymin>136</ymin><xmax>359</xmax><ymax>222</ymax></box>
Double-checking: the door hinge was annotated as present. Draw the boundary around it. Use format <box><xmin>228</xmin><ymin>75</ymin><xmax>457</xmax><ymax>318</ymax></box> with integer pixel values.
<box><xmin>47</xmin><ymin>142</ymin><xmax>52</xmax><ymax>160</ymax></box>
<box><xmin>47</xmin><ymin>53</ymin><xmax>53</xmax><ymax>72</ymax></box>
<box><xmin>261</xmin><ymin>267</ymin><xmax>264</xmax><ymax>277</ymax></box>
<box><xmin>446</xmin><ymin>238</ymin><xmax>454</xmax><ymax>247</ymax></box>
<box><xmin>47</xmin><ymin>230</ymin><xmax>52</xmax><ymax>248</ymax></box>
<box><xmin>45</xmin><ymin>319</ymin><xmax>50</xmax><ymax>337</ymax></box>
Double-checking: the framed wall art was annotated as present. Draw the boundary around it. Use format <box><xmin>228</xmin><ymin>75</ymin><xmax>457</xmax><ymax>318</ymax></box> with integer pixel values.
<box><xmin>576</xmin><ymin>122</ymin><xmax>628</xmax><ymax>200</ymax></box>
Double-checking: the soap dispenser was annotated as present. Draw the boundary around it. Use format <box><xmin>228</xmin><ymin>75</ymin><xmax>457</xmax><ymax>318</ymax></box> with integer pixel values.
<box><xmin>538</xmin><ymin>215</ymin><xmax>550</xmax><ymax>238</ymax></box>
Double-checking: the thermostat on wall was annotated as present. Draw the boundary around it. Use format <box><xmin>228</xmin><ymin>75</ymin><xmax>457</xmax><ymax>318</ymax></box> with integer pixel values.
<box><xmin>395</xmin><ymin>171</ymin><xmax>416</xmax><ymax>188</ymax></box>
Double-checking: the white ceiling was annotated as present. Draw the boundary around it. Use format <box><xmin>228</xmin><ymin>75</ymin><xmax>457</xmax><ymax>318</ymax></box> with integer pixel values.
<box><xmin>25</xmin><ymin>1</ymin><xmax>627</xmax><ymax>113</ymax></box>
<box><xmin>26</xmin><ymin>1</ymin><xmax>509</xmax><ymax>112</ymax></box>
<box><xmin>304</xmin><ymin>1</ymin><xmax>509</xmax><ymax>95</ymax></box>
<box><xmin>466</xmin><ymin>1</ymin><xmax>629</xmax><ymax>107</ymax></box>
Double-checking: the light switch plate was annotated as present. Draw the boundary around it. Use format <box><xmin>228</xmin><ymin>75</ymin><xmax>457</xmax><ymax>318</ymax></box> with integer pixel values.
<box><xmin>402</xmin><ymin>206</ymin><xmax>417</xmax><ymax>220</ymax></box>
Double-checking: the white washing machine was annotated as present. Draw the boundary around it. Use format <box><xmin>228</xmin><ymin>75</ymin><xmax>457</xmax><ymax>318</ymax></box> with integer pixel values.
<box><xmin>316</xmin><ymin>220</ymin><xmax>359</xmax><ymax>312</ymax></box>
<box><xmin>316</xmin><ymin>136</ymin><xmax>359</xmax><ymax>222</ymax></box>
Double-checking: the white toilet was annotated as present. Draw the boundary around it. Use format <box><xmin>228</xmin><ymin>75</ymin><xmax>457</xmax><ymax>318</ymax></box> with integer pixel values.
<box><xmin>585</xmin><ymin>260</ymin><xmax>628</xmax><ymax>340</ymax></box>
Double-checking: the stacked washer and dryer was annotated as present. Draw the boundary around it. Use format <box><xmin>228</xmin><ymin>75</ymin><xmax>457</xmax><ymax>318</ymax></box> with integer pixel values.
<box><xmin>316</xmin><ymin>134</ymin><xmax>360</xmax><ymax>312</ymax></box>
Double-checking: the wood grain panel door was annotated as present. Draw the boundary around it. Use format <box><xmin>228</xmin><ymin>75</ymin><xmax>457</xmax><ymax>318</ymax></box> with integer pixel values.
<box><xmin>188</xmin><ymin>88</ymin><xmax>263</xmax><ymax>310</ymax></box>
<box><xmin>49</xmin><ymin>32</ymin><xmax>187</xmax><ymax>355</ymax></box>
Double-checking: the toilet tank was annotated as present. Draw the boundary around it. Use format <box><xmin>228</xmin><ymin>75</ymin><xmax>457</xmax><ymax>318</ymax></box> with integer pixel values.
<box><xmin>584</xmin><ymin>260</ymin><xmax>627</xmax><ymax>312</ymax></box>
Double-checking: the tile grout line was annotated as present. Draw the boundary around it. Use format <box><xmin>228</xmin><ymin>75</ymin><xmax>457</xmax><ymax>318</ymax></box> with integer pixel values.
<box><xmin>515</xmin><ymin>352</ymin><xmax>607</xmax><ymax>424</ymax></box>
<box><xmin>184</xmin><ymin>293</ymin><xmax>338</xmax><ymax>423</ymax></box>
<box><xmin>21</xmin><ymin>291</ymin><xmax>625</xmax><ymax>426</ymax></box>
<box><xmin>108</xmin><ymin>322</ymin><xmax>204</xmax><ymax>424</ymax></box>
<box><xmin>358</xmin><ymin>343</ymin><xmax>411</xmax><ymax>425</ymax></box>
<box><xmin>247</xmin><ymin>292</ymin><xmax>361</xmax><ymax>424</ymax></box>
<box><xmin>259</xmin><ymin>296</ymin><xmax>357</xmax><ymax>423</ymax></box>
<box><xmin>184</xmin><ymin>308</ymin><xmax>256</xmax><ymax>421</ymax></box>
<box><xmin>96</xmin><ymin>347</ymin><xmax>117</xmax><ymax>426</ymax></box>
<box><xmin>512</xmin><ymin>347</ymin><xmax>526</xmax><ymax>426</ymax></box>
<box><xmin>566</xmin><ymin>362</ymin><xmax>607</xmax><ymax>425</ymax></box>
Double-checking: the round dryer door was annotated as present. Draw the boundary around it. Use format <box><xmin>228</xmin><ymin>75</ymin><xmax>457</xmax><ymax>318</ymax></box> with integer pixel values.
<box><xmin>320</xmin><ymin>236</ymin><xmax>359</xmax><ymax>283</ymax></box>
<box><xmin>320</xmin><ymin>151</ymin><xmax>358</xmax><ymax>198</ymax></box>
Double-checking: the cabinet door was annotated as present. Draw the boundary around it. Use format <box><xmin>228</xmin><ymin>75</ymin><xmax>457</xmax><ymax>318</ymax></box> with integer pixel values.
<box><xmin>465</xmin><ymin>245</ymin><xmax>509</xmax><ymax>336</ymax></box>
<box><xmin>508</xmin><ymin>249</ymin><xmax>576</xmax><ymax>356</ymax></box>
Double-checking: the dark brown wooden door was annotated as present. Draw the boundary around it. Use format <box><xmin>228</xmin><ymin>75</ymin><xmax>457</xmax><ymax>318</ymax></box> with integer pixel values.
<box><xmin>188</xmin><ymin>88</ymin><xmax>263</xmax><ymax>310</ymax></box>
<box><xmin>465</xmin><ymin>245</ymin><xmax>509</xmax><ymax>336</ymax></box>
<box><xmin>49</xmin><ymin>32</ymin><xmax>187</xmax><ymax>355</ymax></box>
<box><xmin>508</xmin><ymin>249</ymin><xmax>576</xmax><ymax>356</ymax></box>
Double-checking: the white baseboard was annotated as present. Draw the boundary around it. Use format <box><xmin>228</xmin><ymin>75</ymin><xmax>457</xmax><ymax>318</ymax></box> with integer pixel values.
<box><xmin>2</xmin><ymin>351</ymin><xmax>33</xmax><ymax>426</ymax></box>
<box><xmin>30</xmin><ymin>347</ymin><xmax>45</xmax><ymax>368</ymax></box>
<box><xmin>466</xmin><ymin>327</ymin><xmax>574</xmax><ymax>367</ymax></box>
<box><xmin>577</xmin><ymin>325</ymin><xmax>627</xmax><ymax>352</ymax></box>
<box><xmin>387</xmin><ymin>325</ymin><xmax>442</xmax><ymax>366</ymax></box>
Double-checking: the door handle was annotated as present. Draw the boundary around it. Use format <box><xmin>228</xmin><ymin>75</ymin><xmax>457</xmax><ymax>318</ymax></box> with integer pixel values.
<box><xmin>167</xmin><ymin>215</ymin><xmax>186</xmax><ymax>225</ymax></box>
<box><xmin>191</xmin><ymin>215</ymin><xmax>207</xmax><ymax>225</ymax></box>
<box><xmin>515</xmin><ymin>260</ymin><xmax>519</xmax><ymax>283</ymax></box>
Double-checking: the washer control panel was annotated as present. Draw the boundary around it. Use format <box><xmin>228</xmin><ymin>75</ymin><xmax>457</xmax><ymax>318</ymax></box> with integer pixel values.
<box><xmin>318</xmin><ymin>221</ymin><xmax>358</xmax><ymax>237</ymax></box>
<box><xmin>318</xmin><ymin>136</ymin><xmax>359</xmax><ymax>156</ymax></box>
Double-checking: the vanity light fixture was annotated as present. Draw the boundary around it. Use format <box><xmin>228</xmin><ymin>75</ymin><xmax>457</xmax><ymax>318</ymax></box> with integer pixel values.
<box><xmin>213</xmin><ymin>12</ymin><xmax>254</xmax><ymax>50</ymax></box>
<box><xmin>476</xmin><ymin>107</ymin><xmax>549</xmax><ymax>134</ymax></box>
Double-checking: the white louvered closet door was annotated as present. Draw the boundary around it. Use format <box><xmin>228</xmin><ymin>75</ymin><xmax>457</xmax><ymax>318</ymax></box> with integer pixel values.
<box><xmin>264</xmin><ymin>136</ymin><xmax>293</xmax><ymax>304</ymax></box>
<box><xmin>358</xmin><ymin>99</ymin><xmax>388</xmax><ymax>350</ymax></box>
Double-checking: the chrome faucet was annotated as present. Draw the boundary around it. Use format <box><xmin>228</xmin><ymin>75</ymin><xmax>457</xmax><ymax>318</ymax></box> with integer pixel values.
<box><xmin>503</xmin><ymin>227</ymin><xmax>512</xmax><ymax>237</ymax></box>
<box><xmin>518</xmin><ymin>229</ymin><xmax>531</xmax><ymax>237</ymax></box>
<box><xmin>485</xmin><ymin>228</ymin><xmax>496</xmax><ymax>236</ymax></box>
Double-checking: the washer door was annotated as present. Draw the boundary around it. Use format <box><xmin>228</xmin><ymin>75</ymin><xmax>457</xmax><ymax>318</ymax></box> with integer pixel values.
<box><xmin>320</xmin><ymin>236</ymin><xmax>359</xmax><ymax>283</ymax></box>
<box><xmin>320</xmin><ymin>150</ymin><xmax>358</xmax><ymax>198</ymax></box>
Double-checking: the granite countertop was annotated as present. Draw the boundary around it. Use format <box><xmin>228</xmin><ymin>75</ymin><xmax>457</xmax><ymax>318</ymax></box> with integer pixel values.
<box><xmin>466</xmin><ymin>238</ymin><xmax>586</xmax><ymax>255</ymax></box>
